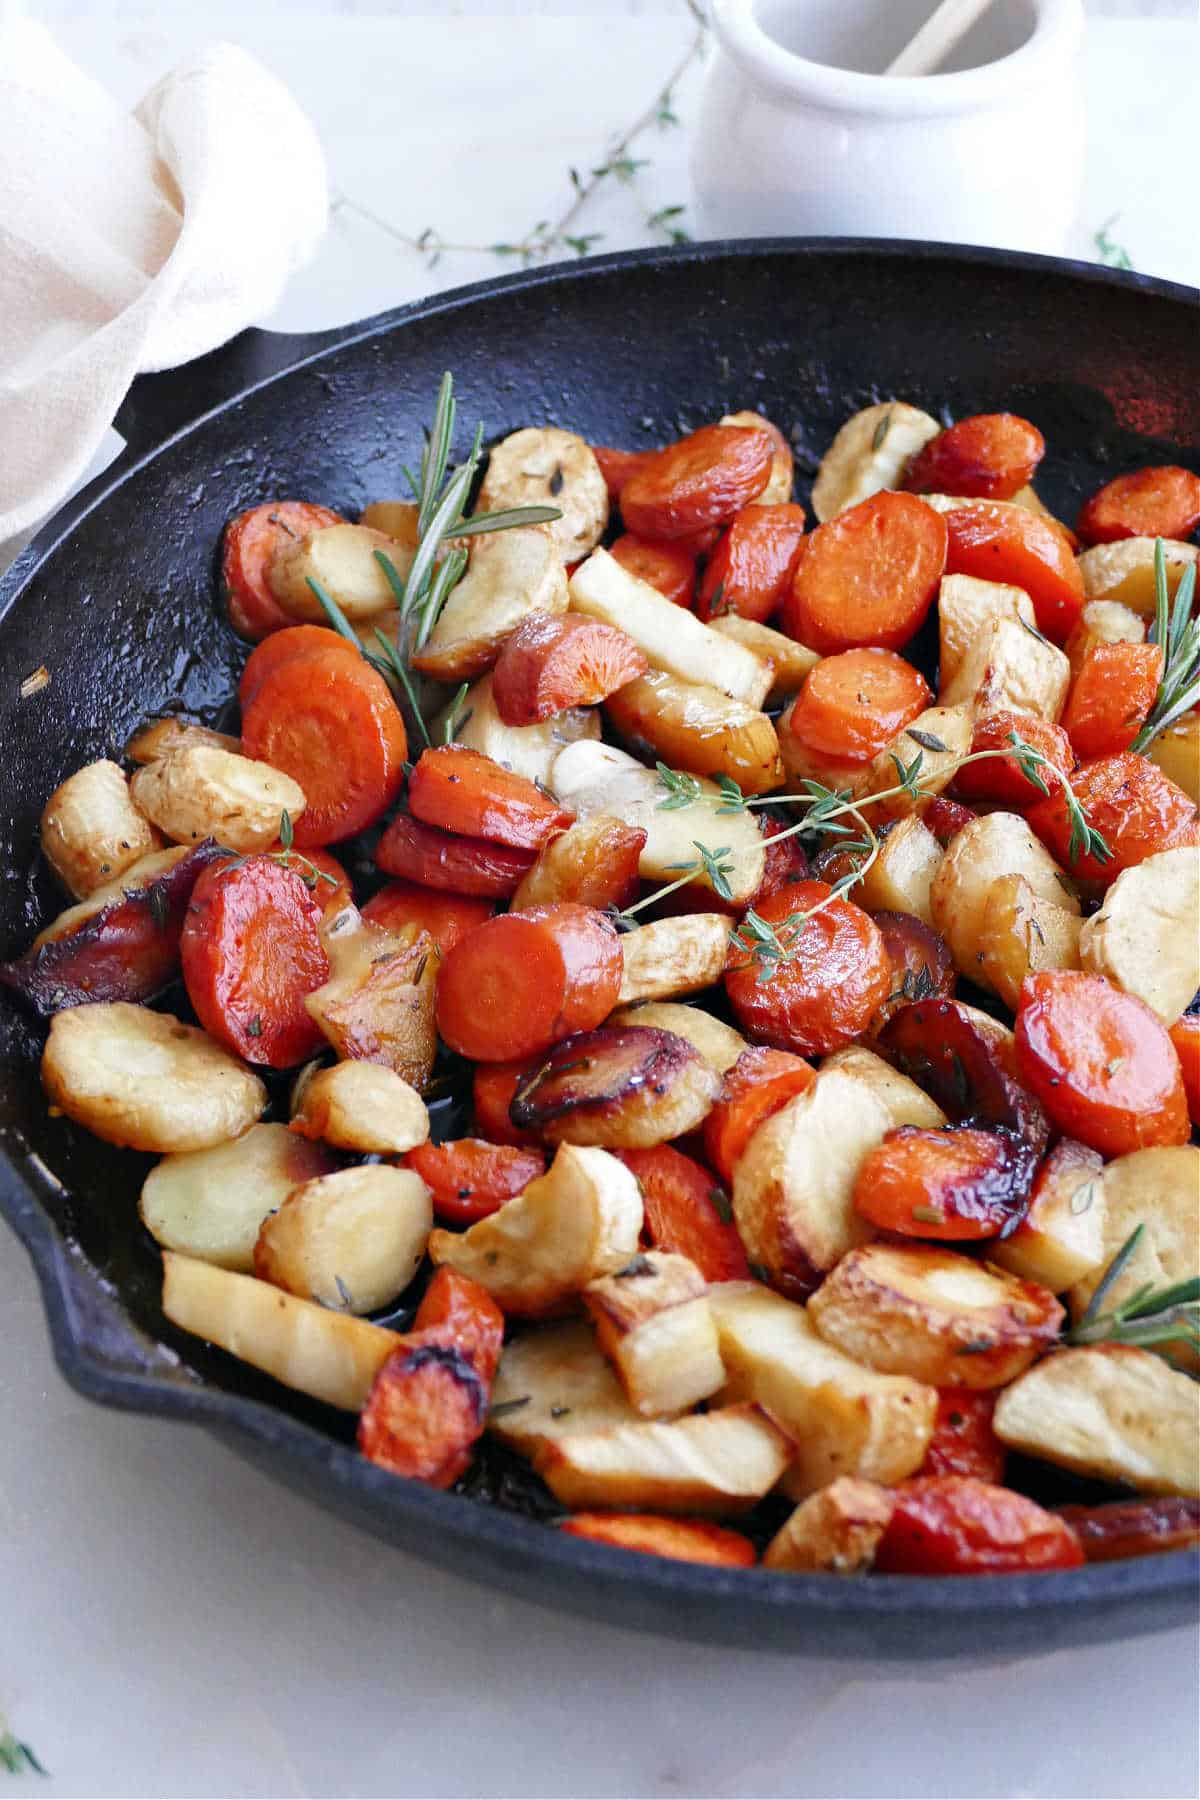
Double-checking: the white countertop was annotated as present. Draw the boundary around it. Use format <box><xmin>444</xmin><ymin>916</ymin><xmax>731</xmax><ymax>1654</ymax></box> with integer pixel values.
<box><xmin>2</xmin><ymin>8</ymin><xmax>1197</xmax><ymax>1797</ymax></box>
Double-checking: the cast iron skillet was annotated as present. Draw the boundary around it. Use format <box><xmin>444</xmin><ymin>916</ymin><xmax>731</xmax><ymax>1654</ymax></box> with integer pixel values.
<box><xmin>1</xmin><ymin>241</ymin><xmax>1197</xmax><ymax>1658</ymax></box>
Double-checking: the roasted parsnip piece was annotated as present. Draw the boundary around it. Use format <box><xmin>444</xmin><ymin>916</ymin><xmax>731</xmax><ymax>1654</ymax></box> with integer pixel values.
<box><xmin>607</xmin><ymin>1002</ymin><xmax>747</xmax><ymax>1073</ymax></box>
<box><xmin>811</xmin><ymin>401</ymin><xmax>941</xmax><ymax>522</ymax></box>
<box><xmin>808</xmin><ymin>1243</ymin><xmax>1064</xmax><ymax>1389</ymax></box>
<box><xmin>255</xmin><ymin>1165</ymin><xmax>433</xmax><ymax>1313</ymax></box>
<box><xmin>289</xmin><ymin>1060</ymin><xmax>429</xmax><ymax>1154</ymax></box>
<box><xmin>616</xmin><ymin>914</ymin><xmax>730</xmax><ymax>1006</ymax></box>
<box><xmin>856</xmin><ymin>814</ymin><xmax>944</xmax><ymax>927</ymax></box>
<box><xmin>268</xmin><ymin>523</ymin><xmax>413</xmax><ymax>621</ymax></box>
<box><xmin>477</xmin><ymin>426</ymin><xmax>609</xmax><ymax>562</ymax></box>
<box><xmin>130</xmin><ymin>743</ymin><xmax>306</xmax><ymax>852</ymax></box>
<box><xmin>583</xmin><ymin>1250</ymin><xmax>724</xmax><ymax>1416</ymax></box>
<box><xmin>762</xmin><ymin>1476</ymin><xmax>896</xmax><ymax>1574</ymax></box>
<box><xmin>140</xmin><ymin>1122</ymin><xmax>334</xmax><ymax>1271</ymax></box>
<box><xmin>488</xmin><ymin>1320</ymin><xmax>643</xmax><ymax>1454</ymax></box>
<box><xmin>709</xmin><ymin>1283</ymin><xmax>936</xmax><ymax>1497</ymax></box>
<box><xmin>977</xmin><ymin>872</ymin><xmax>1083</xmax><ymax>1010</ymax></box>
<box><xmin>931</xmin><ymin>812</ymin><xmax>1079</xmax><ymax>986</ymax></box>
<box><xmin>605</xmin><ymin>670</ymin><xmax>783</xmax><ymax>796</ymax></box>
<box><xmin>304</xmin><ymin>905</ymin><xmax>439</xmax><ymax>1090</ymax></box>
<box><xmin>513</xmin><ymin>814</ymin><xmax>646</xmax><ymax>911</ymax></box>
<box><xmin>1064</xmin><ymin>599</ymin><xmax>1146</xmax><ymax>680</ymax></box>
<box><xmin>937</xmin><ymin>573</ymin><xmax>1036</xmax><ymax>691</ymax></box>
<box><xmin>534</xmin><ymin>1402</ymin><xmax>793</xmax><ymax>1515</ymax></box>
<box><xmin>1077</xmin><ymin>536</ymin><xmax>1198</xmax><ymax>618</ymax></box>
<box><xmin>859</xmin><ymin>706</ymin><xmax>974</xmax><ymax>825</ymax></box>
<box><xmin>569</xmin><ymin>549</ymin><xmax>772</xmax><ymax>708</ymax></box>
<box><xmin>993</xmin><ymin>1346</ymin><xmax>1200</xmax><ymax>1497</ymax></box>
<box><xmin>939</xmin><ymin>615</ymin><xmax>1070</xmax><ymax>722</ymax></box>
<box><xmin>427</xmin><ymin>1143</ymin><xmax>642</xmax><ymax>1316</ymax></box>
<box><xmin>1146</xmin><ymin>709</ymin><xmax>1199</xmax><ymax>806</ymax></box>
<box><xmin>126</xmin><ymin>718</ymin><xmax>242</xmax><ymax>764</ymax></box>
<box><xmin>990</xmin><ymin>1138</ymin><xmax>1107</xmax><ymax>1293</ymax></box>
<box><xmin>413</xmin><ymin>523</ymin><xmax>568</xmax><ymax>682</ymax></box>
<box><xmin>515</xmin><ymin>1027</ymin><xmax>722</xmax><ymax>1151</ymax></box>
<box><xmin>434</xmin><ymin>671</ymin><xmax>599</xmax><ymax>788</ymax></box>
<box><xmin>40</xmin><ymin>759</ymin><xmax>160</xmax><ymax>897</ymax></box>
<box><xmin>161</xmin><ymin>1251</ymin><xmax>401</xmax><ymax>1410</ymax></box>
<box><xmin>42</xmin><ymin>1003</ymin><xmax>266</xmax><ymax>1153</ymax></box>
<box><xmin>708</xmin><ymin>615</ymin><xmax>820</xmax><ymax>702</ymax></box>
<box><xmin>1079</xmin><ymin>846</ymin><xmax>1200</xmax><ymax>1024</ymax></box>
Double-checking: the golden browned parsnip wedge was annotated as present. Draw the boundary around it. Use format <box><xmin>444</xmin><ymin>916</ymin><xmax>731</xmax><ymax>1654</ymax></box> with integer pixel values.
<box><xmin>43</xmin><ymin>1003</ymin><xmax>266</xmax><ymax>1153</ymax></box>
<box><xmin>993</xmin><ymin>1346</ymin><xmax>1200</xmax><ymax>1496</ymax></box>
<box><xmin>605</xmin><ymin>670</ymin><xmax>783</xmax><ymax>795</ymax></box>
<box><xmin>304</xmin><ymin>905</ymin><xmax>439</xmax><ymax>1090</ymax></box>
<box><xmin>607</xmin><ymin>1003</ymin><xmax>747</xmax><ymax>1073</ymax></box>
<box><xmin>40</xmin><ymin>759</ymin><xmax>160</xmax><ymax>897</ymax></box>
<box><xmin>126</xmin><ymin>718</ymin><xmax>242</xmax><ymax>765</ymax></box>
<box><xmin>583</xmin><ymin>1250</ymin><xmax>725</xmax><ymax>1416</ymax></box>
<box><xmin>529</xmin><ymin>1029</ymin><xmax>722</xmax><ymax>1151</ymax></box>
<box><xmin>268</xmin><ymin>523</ymin><xmax>414</xmax><ymax>621</ymax></box>
<box><xmin>616</xmin><ymin>914</ymin><xmax>730</xmax><ymax>1006</ymax></box>
<box><xmin>413</xmin><ymin>523</ymin><xmax>568</xmax><ymax>682</ymax></box>
<box><xmin>255</xmin><ymin>1165</ymin><xmax>432</xmax><ymax>1313</ymax></box>
<box><xmin>811</xmin><ymin>402</ymin><xmax>941</xmax><ymax>522</ymax></box>
<box><xmin>534</xmin><ymin>1402</ymin><xmax>793</xmax><ymax>1514</ymax></box>
<box><xmin>434</xmin><ymin>671</ymin><xmax>600</xmax><ymax>787</ymax></box>
<box><xmin>1079</xmin><ymin>846</ymin><xmax>1200</xmax><ymax>1024</ymax></box>
<box><xmin>427</xmin><ymin>1143</ymin><xmax>642</xmax><ymax>1316</ymax></box>
<box><xmin>1146</xmin><ymin>710</ymin><xmax>1199</xmax><ymax>806</ymax></box>
<box><xmin>32</xmin><ymin>847</ymin><xmax>191</xmax><ymax>947</ymax></box>
<box><xmin>289</xmin><ymin>1060</ymin><xmax>429</xmax><ymax>1154</ymax></box>
<box><xmin>859</xmin><ymin>706</ymin><xmax>974</xmax><ymax>826</ymax></box>
<box><xmin>939</xmin><ymin>615</ymin><xmax>1070</xmax><ymax>721</ymax></box>
<box><xmin>978</xmin><ymin>872</ymin><xmax>1083</xmax><ymax>1011</ymax></box>
<box><xmin>762</xmin><ymin>1476</ymin><xmax>896</xmax><ymax>1573</ymax></box>
<box><xmin>488</xmin><ymin>1320</ymin><xmax>644</xmax><ymax>1453</ymax></box>
<box><xmin>140</xmin><ymin>1122</ymin><xmax>334</xmax><ymax>1271</ymax></box>
<box><xmin>931</xmin><ymin>812</ymin><xmax>1078</xmax><ymax>985</ymax></box>
<box><xmin>990</xmin><ymin>1139</ymin><xmax>1108</xmax><ymax>1293</ymax></box>
<box><xmin>130</xmin><ymin>743</ymin><xmax>306</xmax><ymax>852</ymax></box>
<box><xmin>1077</xmin><ymin>537</ymin><xmax>1198</xmax><ymax>618</ymax></box>
<box><xmin>808</xmin><ymin>1243</ymin><xmax>1064</xmax><ymax>1390</ymax></box>
<box><xmin>569</xmin><ymin>549</ymin><xmax>771</xmax><ymax>707</ymax></box>
<box><xmin>708</xmin><ymin>1283</ymin><xmax>936</xmax><ymax>1497</ymax></box>
<box><xmin>161</xmin><ymin>1252</ymin><xmax>400</xmax><ymax>1410</ymax></box>
<box><xmin>937</xmin><ymin>572</ymin><xmax>1036</xmax><ymax>690</ymax></box>
<box><xmin>1064</xmin><ymin>599</ymin><xmax>1146</xmax><ymax>680</ymax></box>
<box><xmin>478</xmin><ymin>427</ymin><xmax>609</xmax><ymax>562</ymax></box>
<box><xmin>708</xmin><ymin>615</ymin><xmax>820</xmax><ymax>702</ymax></box>
<box><xmin>856</xmin><ymin>814</ymin><xmax>944</xmax><ymax>926</ymax></box>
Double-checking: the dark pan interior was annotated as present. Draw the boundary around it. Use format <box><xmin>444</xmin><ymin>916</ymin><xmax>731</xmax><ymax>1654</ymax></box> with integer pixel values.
<box><xmin>1</xmin><ymin>241</ymin><xmax>1197</xmax><ymax>1655</ymax></box>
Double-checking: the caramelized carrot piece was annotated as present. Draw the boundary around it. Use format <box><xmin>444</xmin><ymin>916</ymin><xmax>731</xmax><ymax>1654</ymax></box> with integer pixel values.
<box><xmin>609</xmin><ymin>534</ymin><xmax>697</xmax><ymax>608</ymax></box>
<box><xmin>869</xmin><ymin>909</ymin><xmax>955</xmax><ymax>1033</ymax></box>
<box><xmin>1168</xmin><ymin>1013</ymin><xmax>1200</xmax><ymax>1127</ymax></box>
<box><xmin>781</xmin><ymin>491</ymin><xmax>947</xmax><ymax>654</ymax></box>
<box><xmin>1026</xmin><ymin>750</ymin><xmax>1199</xmax><ymax>884</ymax></box>
<box><xmin>241</xmin><ymin>648</ymin><xmax>407</xmax><ymax>847</ymax></box>
<box><xmin>875</xmin><ymin>1477</ymin><xmax>1083</xmax><ymax>1574</ymax></box>
<box><xmin>755</xmin><ymin>814</ymin><xmax>810</xmax><ymax>902</ymax></box>
<box><xmin>1062</xmin><ymin>641</ymin><xmax>1163</xmax><ymax>760</ymax></box>
<box><xmin>491</xmin><ymin>614</ymin><xmax>648</xmax><ymax>725</ymax></box>
<box><xmin>1055</xmin><ymin>1497</ymin><xmax>1200</xmax><ymax>1562</ymax></box>
<box><xmin>618</xmin><ymin>1144</ymin><xmax>751</xmax><ymax>1282</ymax></box>
<box><xmin>724</xmin><ymin>880</ymin><xmax>891</xmax><ymax>1056</ymax></box>
<box><xmin>920</xmin><ymin>1390</ymin><xmax>1006</xmax><ymax>1484</ymax></box>
<box><xmin>593</xmin><ymin>446</ymin><xmax>656</xmax><ymax>501</ymax></box>
<box><xmin>375</xmin><ymin>814</ymin><xmax>535</xmax><ymax>898</ymax></box>
<box><xmin>1077</xmin><ymin>466</ymin><xmax>1200</xmax><ymax>545</ymax></box>
<box><xmin>357</xmin><ymin>1267</ymin><xmax>505</xmax><ymax>1486</ymax></box>
<box><xmin>180</xmin><ymin>855</ymin><xmax>329</xmax><ymax>1066</ymax></box>
<box><xmin>264</xmin><ymin>842</ymin><xmax>353</xmax><ymax>911</ymax></box>
<box><xmin>1016</xmin><ymin>969</ymin><xmax>1190</xmax><ymax>1156</ymax></box>
<box><xmin>238</xmin><ymin>623</ymin><xmax>358</xmax><ymax>710</ymax></box>
<box><xmin>695</xmin><ymin>503</ymin><xmax>808</xmax><ymax>624</ymax></box>
<box><xmin>784</xmin><ymin>648</ymin><xmax>931</xmax><ymax>764</ymax></box>
<box><xmin>941</xmin><ymin>500</ymin><xmax>1084</xmax><ymax>642</ymax></box>
<box><xmin>702</xmin><ymin>1045</ymin><xmax>815</xmax><ymax>1186</ymax></box>
<box><xmin>620</xmin><ymin>424</ymin><xmax>775</xmax><ymax>540</ymax></box>
<box><xmin>472</xmin><ymin>1058</ymin><xmax>543</xmax><ymax>1147</ymax></box>
<box><xmin>222</xmin><ymin>501</ymin><xmax>342</xmax><ymax>641</ymax></box>
<box><xmin>407</xmin><ymin>745</ymin><xmax>574</xmax><ymax>851</ymax></box>
<box><xmin>852</xmin><ymin>1124</ymin><xmax>1036</xmax><ymax>1241</ymax></box>
<box><xmin>904</xmin><ymin>414</ymin><xmax>1044</xmax><ymax>501</ymax></box>
<box><xmin>436</xmin><ymin>902</ymin><xmax>622</xmax><ymax>1061</ymax></box>
<box><xmin>921</xmin><ymin>795</ymin><xmax>977</xmax><ymax>845</ymax></box>
<box><xmin>362</xmin><ymin>881</ymin><xmax>493</xmax><ymax>955</ymax></box>
<box><xmin>404</xmin><ymin>1139</ymin><xmax>546</xmax><ymax>1225</ymax></box>
<box><xmin>953</xmin><ymin>712</ymin><xmax>1073</xmax><ymax>808</ymax></box>
<box><xmin>559</xmin><ymin>1513</ymin><xmax>757</xmax><ymax>1567</ymax></box>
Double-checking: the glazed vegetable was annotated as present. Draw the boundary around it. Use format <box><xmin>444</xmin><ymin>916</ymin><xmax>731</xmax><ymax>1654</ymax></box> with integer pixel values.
<box><xmin>702</xmin><ymin>1047</ymin><xmax>815</xmax><ymax>1188</ymax></box>
<box><xmin>782</xmin><ymin>490</ymin><xmax>947</xmax><ymax>654</ymax></box>
<box><xmin>618</xmin><ymin>424</ymin><xmax>775</xmax><ymax>541</ymax></box>
<box><xmin>695</xmin><ymin>502</ymin><xmax>807</xmax><ymax>623</ymax></box>
<box><xmin>1077</xmin><ymin>465</ymin><xmax>1200</xmax><ymax>545</ymax></box>
<box><xmin>609</xmin><ymin>533</ymin><xmax>697</xmax><ymax>608</ymax></box>
<box><xmin>619</xmin><ymin>1143</ymin><xmax>750</xmax><ymax>1283</ymax></box>
<box><xmin>40</xmin><ymin>759</ymin><xmax>160</xmax><ymax>898</ymax></box>
<box><xmin>762</xmin><ymin>1477</ymin><xmax>895</xmax><ymax>1574</ymax></box>
<box><xmin>904</xmin><ymin>413</ymin><xmax>1045</xmax><ymax>501</ymax></box>
<box><xmin>874</xmin><ymin>1477</ymin><xmax>1084</xmax><ymax>1575</ymax></box>
<box><xmin>492</xmin><ymin>612</ymin><xmax>647</xmax><ymax>724</ymax></box>
<box><xmin>559</xmin><ymin>1513</ymin><xmax>757</xmax><ymax>1567</ymax></box>
<box><xmin>937</xmin><ymin>499</ymin><xmax>1084</xmax><ymax>642</ymax></box>
<box><xmin>255</xmin><ymin>1165</ymin><xmax>433</xmax><ymax>1314</ymax></box>
<box><xmin>476</xmin><ymin>427</ymin><xmax>608</xmax><ymax>562</ymax></box>
<box><xmin>222</xmin><ymin>500</ymin><xmax>342</xmax><ymax>640</ymax></box>
<box><xmin>408</xmin><ymin>744</ymin><xmax>574</xmax><ymax>851</ymax></box>
<box><xmin>375</xmin><ymin>813</ymin><xmax>535</xmax><ymax>897</ymax></box>
<box><xmin>290</xmin><ymin>1060</ymin><xmax>430</xmax><ymax>1155</ymax></box>
<box><xmin>404</xmin><ymin>1139</ymin><xmax>546</xmax><ymax>1226</ymax></box>
<box><xmin>511</xmin><ymin>815</ymin><xmax>646</xmax><ymax>911</ymax></box>
<box><xmin>583</xmin><ymin>1250</ymin><xmax>724</xmax><ymax>1416</ymax></box>
<box><xmin>140</xmin><ymin>1123</ymin><xmax>334</xmax><ymax>1272</ymax></box>
<box><xmin>511</xmin><ymin>1026</ymin><xmax>722</xmax><ymax>1150</ymax></box>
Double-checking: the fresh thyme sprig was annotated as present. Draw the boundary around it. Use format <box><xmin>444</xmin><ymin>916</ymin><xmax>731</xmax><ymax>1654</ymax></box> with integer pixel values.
<box><xmin>1094</xmin><ymin>213</ymin><xmax>1133</xmax><ymax>271</ymax></box>
<box><xmin>0</xmin><ymin>1718</ymin><xmax>46</xmax><ymax>1777</ymax></box>
<box><xmin>217</xmin><ymin>810</ymin><xmax>340</xmax><ymax>893</ymax></box>
<box><xmin>1129</xmin><ymin>540</ymin><xmax>1200</xmax><ymax>752</ymax></box>
<box><xmin>1065</xmin><ymin>1223</ymin><xmax>1200</xmax><ymax>1361</ymax></box>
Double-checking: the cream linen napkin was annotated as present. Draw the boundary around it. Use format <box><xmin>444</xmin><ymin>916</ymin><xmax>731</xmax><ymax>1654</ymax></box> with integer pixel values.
<box><xmin>0</xmin><ymin>16</ymin><xmax>327</xmax><ymax>548</ymax></box>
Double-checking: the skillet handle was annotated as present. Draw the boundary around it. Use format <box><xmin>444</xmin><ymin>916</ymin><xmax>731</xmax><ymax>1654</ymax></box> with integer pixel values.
<box><xmin>112</xmin><ymin>323</ymin><xmax>353</xmax><ymax>462</ymax></box>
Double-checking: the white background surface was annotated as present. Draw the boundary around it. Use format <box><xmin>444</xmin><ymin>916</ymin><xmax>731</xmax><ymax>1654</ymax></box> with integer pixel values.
<box><xmin>2</xmin><ymin>5</ymin><xmax>1198</xmax><ymax>1797</ymax></box>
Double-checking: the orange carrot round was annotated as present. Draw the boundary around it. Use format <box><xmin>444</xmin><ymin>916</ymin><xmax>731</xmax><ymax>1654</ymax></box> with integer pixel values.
<box><xmin>695</xmin><ymin>503</ymin><xmax>808</xmax><ymax>624</ymax></box>
<box><xmin>241</xmin><ymin>646</ymin><xmax>407</xmax><ymax>847</ymax></box>
<box><xmin>609</xmin><ymin>533</ymin><xmax>697</xmax><ymax>608</ymax></box>
<box><xmin>375</xmin><ymin>814</ymin><xmax>535</xmax><ymax>898</ymax></box>
<box><xmin>558</xmin><ymin>1513</ymin><xmax>756</xmax><ymax>1567</ymax></box>
<box><xmin>1025</xmin><ymin>750</ymin><xmax>1199</xmax><ymax>884</ymax></box>
<box><xmin>404</xmin><ymin>1139</ymin><xmax>545</xmax><ymax>1225</ymax></box>
<box><xmin>180</xmin><ymin>854</ymin><xmax>329</xmax><ymax>1066</ymax></box>
<box><xmin>702</xmin><ymin>1045</ymin><xmax>815</xmax><ymax>1185</ymax></box>
<box><xmin>1062</xmin><ymin>641</ymin><xmax>1163</xmax><ymax>761</ymax></box>
<box><xmin>238</xmin><ymin>623</ymin><xmax>359</xmax><ymax>711</ymax></box>
<box><xmin>904</xmin><ymin>414</ymin><xmax>1044</xmax><ymax>501</ymax></box>
<box><xmin>941</xmin><ymin>500</ymin><xmax>1084</xmax><ymax>642</ymax></box>
<box><xmin>436</xmin><ymin>902</ymin><xmax>622</xmax><ymax>1061</ymax></box>
<box><xmin>618</xmin><ymin>1143</ymin><xmax>750</xmax><ymax>1282</ymax></box>
<box><xmin>853</xmin><ymin>1124</ymin><xmax>1035</xmax><ymax>1241</ymax></box>
<box><xmin>724</xmin><ymin>880</ymin><xmax>891</xmax><ymax>1056</ymax></box>
<box><xmin>919</xmin><ymin>1390</ymin><xmax>1006</xmax><ymax>1484</ymax></box>
<box><xmin>362</xmin><ymin>881</ymin><xmax>493</xmax><ymax>955</ymax></box>
<box><xmin>921</xmin><ymin>795</ymin><xmax>977</xmax><ymax>845</ymax></box>
<box><xmin>1015</xmin><ymin>970</ymin><xmax>1190</xmax><ymax>1156</ymax></box>
<box><xmin>953</xmin><ymin>712</ymin><xmax>1073</xmax><ymax>808</ymax></box>
<box><xmin>222</xmin><ymin>501</ymin><xmax>342</xmax><ymax>641</ymax></box>
<box><xmin>1077</xmin><ymin>466</ymin><xmax>1200</xmax><ymax>545</ymax></box>
<box><xmin>785</xmin><ymin>648</ymin><xmax>931</xmax><ymax>764</ymax></box>
<box><xmin>407</xmin><ymin>745</ymin><xmax>574</xmax><ymax>850</ymax></box>
<box><xmin>472</xmin><ymin>1058</ymin><xmax>544</xmax><ymax>1147</ymax></box>
<box><xmin>264</xmin><ymin>842</ymin><xmax>352</xmax><ymax>911</ymax></box>
<box><xmin>876</xmin><ymin>1477</ymin><xmax>1083</xmax><ymax>1575</ymax></box>
<box><xmin>781</xmin><ymin>491</ymin><xmax>947</xmax><ymax>653</ymax></box>
<box><xmin>620</xmin><ymin>424</ymin><xmax>774</xmax><ymax>540</ymax></box>
<box><xmin>592</xmin><ymin>445</ymin><xmax>656</xmax><ymax>501</ymax></box>
<box><xmin>491</xmin><ymin>614</ymin><xmax>648</xmax><ymax>725</ymax></box>
<box><xmin>1168</xmin><ymin>1013</ymin><xmax>1200</xmax><ymax>1128</ymax></box>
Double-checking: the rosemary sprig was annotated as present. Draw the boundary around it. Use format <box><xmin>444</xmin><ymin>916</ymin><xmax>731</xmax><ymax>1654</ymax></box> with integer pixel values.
<box><xmin>1094</xmin><ymin>213</ymin><xmax>1133</xmax><ymax>271</ymax></box>
<box><xmin>1129</xmin><ymin>541</ymin><xmax>1200</xmax><ymax>752</ymax></box>
<box><xmin>0</xmin><ymin>1722</ymin><xmax>46</xmax><ymax>1777</ymax></box>
<box><xmin>1066</xmin><ymin>1223</ymin><xmax>1200</xmax><ymax>1358</ymax></box>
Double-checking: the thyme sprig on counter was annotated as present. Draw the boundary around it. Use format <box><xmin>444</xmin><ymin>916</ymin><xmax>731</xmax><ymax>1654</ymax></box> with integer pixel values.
<box><xmin>0</xmin><ymin>1716</ymin><xmax>46</xmax><ymax>1778</ymax></box>
<box><xmin>1066</xmin><ymin>1223</ymin><xmax>1200</xmax><ymax>1362</ymax></box>
<box><xmin>1130</xmin><ymin>540</ymin><xmax>1199</xmax><ymax>752</ymax></box>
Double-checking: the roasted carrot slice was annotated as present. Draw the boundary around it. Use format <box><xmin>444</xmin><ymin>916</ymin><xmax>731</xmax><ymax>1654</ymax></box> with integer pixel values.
<box><xmin>238</xmin><ymin>623</ymin><xmax>359</xmax><ymax>710</ymax></box>
<box><xmin>436</xmin><ymin>902</ymin><xmax>622</xmax><ymax>1061</ymax></box>
<box><xmin>593</xmin><ymin>446</ymin><xmax>656</xmax><ymax>501</ymax></box>
<box><xmin>361</xmin><ymin>880</ymin><xmax>493</xmax><ymax>955</ymax></box>
<box><xmin>472</xmin><ymin>1058</ymin><xmax>544</xmax><ymax>1147</ymax></box>
<box><xmin>1077</xmin><ymin>466</ymin><xmax>1200</xmax><ymax>545</ymax></box>
<box><xmin>1025</xmin><ymin>750</ymin><xmax>1199</xmax><ymax>884</ymax></box>
<box><xmin>941</xmin><ymin>500</ymin><xmax>1084</xmax><ymax>642</ymax></box>
<box><xmin>702</xmin><ymin>1045</ymin><xmax>815</xmax><ymax>1186</ymax></box>
<box><xmin>618</xmin><ymin>1143</ymin><xmax>751</xmax><ymax>1282</ymax></box>
<box><xmin>755</xmin><ymin>814</ymin><xmax>810</xmax><ymax>903</ymax></box>
<box><xmin>407</xmin><ymin>745</ymin><xmax>574</xmax><ymax>850</ymax></box>
<box><xmin>1062</xmin><ymin>641</ymin><xmax>1163</xmax><ymax>760</ymax></box>
<box><xmin>241</xmin><ymin>647</ymin><xmax>407</xmax><ymax>847</ymax></box>
<box><xmin>919</xmin><ymin>1390</ymin><xmax>1006</xmax><ymax>1484</ymax></box>
<box><xmin>869</xmin><ymin>909</ymin><xmax>955</xmax><ymax>1033</ymax></box>
<box><xmin>953</xmin><ymin>712</ymin><xmax>1073</xmax><ymax>808</ymax></box>
<box><xmin>1054</xmin><ymin>1497</ymin><xmax>1200</xmax><ymax>1563</ymax></box>
<box><xmin>875</xmin><ymin>1477</ymin><xmax>1083</xmax><ymax>1574</ymax></box>
<box><xmin>263</xmin><ymin>842</ymin><xmax>353</xmax><ymax>910</ymax></box>
<box><xmin>904</xmin><ymin>413</ymin><xmax>1045</xmax><ymax>501</ymax></box>
<box><xmin>695</xmin><ymin>503</ymin><xmax>808</xmax><ymax>624</ymax></box>
<box><xmin>609</xmin><ymin>533</ymin><xmax>697</xmax><ymax>608</ymax></box>
<box><xmin>375</xmin><ymin>814</ymin><xmax>535</xmax><ymax>898</ymax></box>
<box><xmin>222</xmin><ymin>501</ymin><xmax>342</xmax><ymax>641</ymax></box>
<box><xmin>1016</xmin><ymin>969</ymin><xmax>1191</xmax><ymax>1156</ymax></box>
<box><xmin>491</xmin><ymin>614</ymin><xmax>649</xmax><ymax>725</ymax></box>
<box><xmin>920</xmin><ymin>795</ymin><xmax>977</xmax><ymax>845</ymax></box>
<box><xmin>784</xmin><ymin>648</ymin><xmax>931</xmax><ymax>765</ymax></box>
<box><xmin>558</xmin><ymin>1512</ymin><xmax>757</xmax><ymax>1567</ymax></box>
<box><xmin>781</xmin><ymin>491</ymin><xmax>947</xmax><ymax>654</ymax></box>
<box><xmin>1168</xmin><ymin>1013</ymin><xmax>1200</xmax><ymax>1127</ymax></box>
<box><xmin>620</xmin><ymin>424</ymin><xmax>775</xmax><ymax>540</ymax></box>
<box><xmin>853</xmin><ymin>1124</ymin><xmax>1036</xmax><ymax>1241</ymax></box>
<box><xmin>724</xmin><ymin>880</ymin><xmax>891</xmax><ymax>1057</ymax></box>
<box><xmin>404</xmin><ymin>1139</ymin><xmax>545</xmax><ymax>1225</ymax></box>
<box><xmin>180</xmin><ymin>854</ymin><xmax>329</xmax><ymax>1066</ymax></box>
<box><xmin>410</xmin><ymin>1265</ymin><xmax>506</xmax><ymax>1383</ymax></box>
